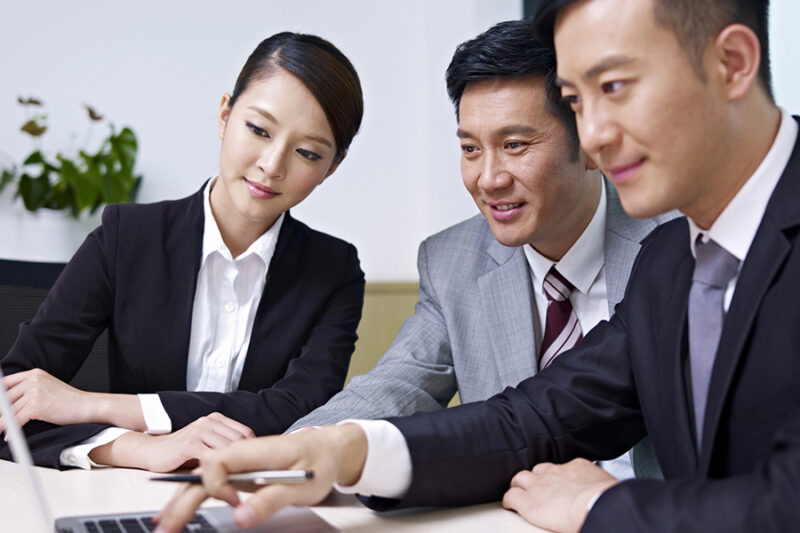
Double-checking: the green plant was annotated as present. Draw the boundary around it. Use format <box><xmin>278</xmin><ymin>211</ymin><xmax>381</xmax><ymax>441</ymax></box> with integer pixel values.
<box><xmin>0</xmin><ymin>96</ymin><xmax>142</xmax><ymax>218</ymax></box>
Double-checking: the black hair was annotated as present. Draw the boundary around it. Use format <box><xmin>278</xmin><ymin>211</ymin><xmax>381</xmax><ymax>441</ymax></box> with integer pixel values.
<box><xmin>445</xmin><ymin>17</ymin><xmax>580</xmax><ymax>161</ymax></box>
<box><xmin>230</xmin><ymin>32</ymin><xmax>364</xmax><ymax>161</ymax></box>
<box><xmin>534</xmin><ymin>0</ymin><xmax>773</xmax><ymax>101</ymax></box>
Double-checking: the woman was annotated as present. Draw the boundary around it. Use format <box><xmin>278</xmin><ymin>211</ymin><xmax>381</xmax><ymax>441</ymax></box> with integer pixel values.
<box><xmin>0</xmin><ymin>32</ymin><xmax>365</xmax><ymax>472</ymax></box>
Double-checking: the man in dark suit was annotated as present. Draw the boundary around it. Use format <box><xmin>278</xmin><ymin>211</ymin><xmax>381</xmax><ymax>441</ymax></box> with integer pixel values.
<box><xmin>155</xmin><ymin>1</ymin><xmax>800</xmax><ymax>532</ymax></box>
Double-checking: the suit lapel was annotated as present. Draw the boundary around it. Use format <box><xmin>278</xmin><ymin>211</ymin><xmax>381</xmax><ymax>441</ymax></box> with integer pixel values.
<box><xmin>165</xmin><ymin>185</ymin><xmax>206</xmax><ymax>389</ymax></box>
<box><xmin>478</xmin><ymin>181</ymin><xmax>662</xmax><ymax>389</ymax></box>
<box><xmin>699</xmin><ymin>220</ymin><xmax>789</xmax><ymax>473</ymax></box>
<box><xmin>658</xmin><ymin>248</ymin><xmax>699</xmax><ymax>476</ymax></box>
<box><xmin>238</xmin><ymin>212</ymin><xmax>298</xmax><ymax>389</ymax></box>
<box><xmin>700</xmin><ymin>132</ymin><xmax>800</xmax><ymax>473</ymax></box>
<box><xmin>479</xmin><ymin>239</ymin><xmax>538</xmax><ymax>388</ymax></box>
<box><xmin>604</xmin><ymin>231</ymin><xmax>645</xmax><ymax>312</ymax></box>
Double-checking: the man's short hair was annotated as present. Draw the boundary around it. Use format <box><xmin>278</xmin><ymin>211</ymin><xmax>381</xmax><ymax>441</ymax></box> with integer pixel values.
<box><xmin>446</xmin><ymin>17</ymin><xmax>581</xmax><ymax>161</ymax></box>
<box><xmin>534</xmin><ymin>0</ymin><xmax>773</xmax><ymax>101</ymax></box>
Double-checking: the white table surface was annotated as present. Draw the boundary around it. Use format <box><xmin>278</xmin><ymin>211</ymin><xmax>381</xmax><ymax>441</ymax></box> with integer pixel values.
<box><xmin>0</xmin><ymin>459</ymin><xmax>548</xmax><ymax>532</ymax></box>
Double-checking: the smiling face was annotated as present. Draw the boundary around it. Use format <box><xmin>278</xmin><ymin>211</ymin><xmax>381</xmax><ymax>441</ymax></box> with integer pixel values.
<box><xmin>212</xmin><ymin>67</ymin><xmax>339</xmax><ymax>237</ymax></box>
<box><xmin>554</xmin><ymin>0</ymin><xmax>730</xmax><ymax>221</ymax></box>
<box><xmin>458</xmin><ymin>76</ymin><xmax>600</xmax><ymax>260</ymax></box>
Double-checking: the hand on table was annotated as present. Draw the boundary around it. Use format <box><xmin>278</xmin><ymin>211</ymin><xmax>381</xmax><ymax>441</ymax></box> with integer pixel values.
<box><xmin>502</xmin><ymin>458</ymin><xmax>619</xmax><ymax>533</ymax></box>
<box><xmin>0</xmin><ymin>368</ymin><xmax>92</xmax><ymax>434</ymax></box>
<box><xmin>90</xmin><ymin>412</ymin><xmax>255</xmax><ymax>472</ymax></box>
<box><xmin>152</xmin><ymin>424</ymin><xmax>368</xmax><ymax>533</ymax></box>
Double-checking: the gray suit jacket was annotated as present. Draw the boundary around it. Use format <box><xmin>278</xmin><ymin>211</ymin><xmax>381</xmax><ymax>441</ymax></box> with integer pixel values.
<box><xmin>290</xmin><ymin>183</ymin><xmax>673</xmax><ymax>477</ymax></box>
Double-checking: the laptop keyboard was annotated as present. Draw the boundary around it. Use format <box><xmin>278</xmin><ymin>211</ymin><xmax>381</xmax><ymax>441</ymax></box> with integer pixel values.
<box><xmin>67</xmin><ymin>513</ymin><xmax>217</xmax><ymax>533</ymax></box>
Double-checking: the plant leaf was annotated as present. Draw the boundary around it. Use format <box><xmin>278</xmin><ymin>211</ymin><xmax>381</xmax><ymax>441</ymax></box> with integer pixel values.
<box><xmin>20</xmin><ymin>119</ymin><xmax>47</xmax><ymax>137</ymax></box>
<box><xmin>84</xmin><ymin>104</ymin><xmax>104</xmax><ymax>121</ymax></box>
<box><xmin>18</xmin><ymin>173</ymin><xmax>50</xmax><ymax>211</ymax></box>
<box><xmin>0</xmin><ymin>167</ymin><xmax>17</xmax><ymax>192</ymax></box>
<box><xmin>129</xmin><ymin>174</ymin><xmax>142</xmax><ymax>202</ymax></box>
<box><xmin>109</xmin><ymin>126</ymin><xmax>138</xmax><ymax>172</ymax></box>
<box><xmin>12</xmin><ymin>112</ymin><xmax>140</xmax><ymax>216</ymax></box>
<box><xmin>45</xmin><ymin>181</ymin><xmax>68</xmax><ymax>212</ymax></box>
<box><xmin>60</xmin><ymin>158</ymin><xmax>100</xmax><ymax>212</ymax></box>
<box><xmin>23</xmin><ymin>150</ymin><xmax>45</xmax><ymax>166</ymax></box>
<box><xmin>103</xmin><ymin>170</ymin><xmax>133</xmax><ymax>203</ymax></box>
<box><xmin>79</xmin><ymin>150</ymin><xmax>98</xmax><ymax>176</ymax></box>
<box><xmin>17</xmin><ymin>96</ymin><xmax>43</xmax><ymax>106</ymax></box>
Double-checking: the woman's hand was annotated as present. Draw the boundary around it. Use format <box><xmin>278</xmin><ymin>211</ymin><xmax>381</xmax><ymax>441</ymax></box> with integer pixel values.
<box><xmin>0</xmin><ymin>368</ymin><xmax>95</xmax><ymax>433</ymax></box>
<box><xmin>89</xmin><ymin>412</ymin><xmax>255</xmax><ymax>472</ymax></box>
<box><xmin>152</xmin><ymin>424</ymin><xmax>368</xmax><ymax>533</ymax></box>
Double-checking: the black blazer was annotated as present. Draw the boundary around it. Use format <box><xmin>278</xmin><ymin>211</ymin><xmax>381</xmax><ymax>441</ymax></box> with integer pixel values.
<box><xmin>1</xmin><ymin>186</ymin><xmax>365</xmax><ymax>468</ymax></box>
<box><xmin>376</xmin><ymin>118</ymin><xmax>800</xmax><ymax>531</ymax></box>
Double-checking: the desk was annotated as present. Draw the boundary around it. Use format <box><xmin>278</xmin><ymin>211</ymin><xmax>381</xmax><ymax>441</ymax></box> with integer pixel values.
<box><xmin>0</xmin><ymin>460</ymin><xmax>547</xmax><ymax>532</ymax></box>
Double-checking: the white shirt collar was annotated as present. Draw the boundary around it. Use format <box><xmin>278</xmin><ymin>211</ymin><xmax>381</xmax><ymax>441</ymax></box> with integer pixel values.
<box><xmin>524</xmin><ymin>175</ymin><xmax>607</xmax><ymax>294</ymax></box>
<box><xmin>201</xmin><ymin>178</ymin><xmax>285</xmax><ymax>265</ymax></box>
<box><xmin>688</xmin><ymin>108</ymin><xmax>798</xmax><ymax>259</ymax></box>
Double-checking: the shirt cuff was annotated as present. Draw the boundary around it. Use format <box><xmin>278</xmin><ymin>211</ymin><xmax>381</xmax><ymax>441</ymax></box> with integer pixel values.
<box><xmin>59</xmin><ymin>427</ymin><xmax>131</xmax><ymax>469</ymax></box>
<box><xmin>587</xmin><ymin>490</ymin><xmax>603</xmax><ymax>512</ymax></box>
<box><xmin>332</xmin><ymin>419</ymin><xmax>412</xmax><ymax>499</ymax></box>
<box><xmin>597</xmin><ymin>450</ymin><xmax>634</xmax><ymax>480</ymax></box>
<box><xmin>138</xmin><ymin>393</ymin><xmax>172</xmax><ymax>434</ymax></box>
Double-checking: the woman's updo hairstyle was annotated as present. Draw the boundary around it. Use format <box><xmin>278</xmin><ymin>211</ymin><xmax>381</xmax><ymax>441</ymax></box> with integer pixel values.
<box><xmin>229</xmin><ymin>32</ymin><xmax>364</xmax><ymax>162</ymax></box>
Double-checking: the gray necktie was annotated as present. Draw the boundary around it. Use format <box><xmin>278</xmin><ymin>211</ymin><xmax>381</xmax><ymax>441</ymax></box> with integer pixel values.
<box><xmin>688</xmin><ymin>238</ymin><xmax>740</xmax><ymax>448</ymax></box>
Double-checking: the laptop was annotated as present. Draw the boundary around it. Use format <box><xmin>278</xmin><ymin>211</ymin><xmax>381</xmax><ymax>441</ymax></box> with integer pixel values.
<box><xmin>0</xmin><ymin>366</ymin><xmax>338</xmax><ymax>533</ymax></box>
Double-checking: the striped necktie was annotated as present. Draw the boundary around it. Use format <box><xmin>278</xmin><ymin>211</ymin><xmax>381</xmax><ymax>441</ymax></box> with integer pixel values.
<box><xmin>539</xmin><ymin>266</ymin><xmax>582</xmax><ymax>370</ymax></box>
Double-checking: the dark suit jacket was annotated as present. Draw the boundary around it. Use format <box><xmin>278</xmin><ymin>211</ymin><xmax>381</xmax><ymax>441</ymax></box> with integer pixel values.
<box><xmin>1</xmin><ymin>186</ymin><xmax>364</xmax><ymax>468</ymax></box>
<box><xmin>378</xmin><ymin>119</ymin><xmax>800</xmax><ymax>531</ymax></box>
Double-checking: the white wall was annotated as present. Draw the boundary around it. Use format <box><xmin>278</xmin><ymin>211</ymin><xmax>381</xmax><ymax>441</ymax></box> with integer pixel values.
<box><xmin>0</xmin><ymin>0</ymin><xmax>520</xmax><ymax>280</ymax></box>
<box><xmin>1</xmin><ymin>0</ymin><xmax>798</xmax><ymax>279</ymax></box>
<box><xmin>769</xmin><ymin>0</ymin><xmax>800</xmax><ymax>113</ymax></box>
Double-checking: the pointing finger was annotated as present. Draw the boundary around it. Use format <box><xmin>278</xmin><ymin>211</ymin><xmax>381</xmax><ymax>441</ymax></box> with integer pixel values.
<box><xmin>154</xmin><ymin>483</ymin><xmax>209</xmax><ymax>533</ymax></box>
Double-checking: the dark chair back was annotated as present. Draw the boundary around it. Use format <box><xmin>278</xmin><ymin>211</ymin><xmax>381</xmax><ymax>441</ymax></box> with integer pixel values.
<box><xmin>0</xmin><ymin>259</ymin><xmax>109</xmax><ymax>392</ymax></box>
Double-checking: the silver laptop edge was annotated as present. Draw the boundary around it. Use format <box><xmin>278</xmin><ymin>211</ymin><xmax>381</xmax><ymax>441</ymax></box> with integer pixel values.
<box><xmin>0</xmin><ymin>365</ymin><xmax>54</xmax><ymax>533</ymax></box>
<box><xmin>1</xmin><ymin>365</ymin><xmax>338</xmax><ymax>533</ymax></box>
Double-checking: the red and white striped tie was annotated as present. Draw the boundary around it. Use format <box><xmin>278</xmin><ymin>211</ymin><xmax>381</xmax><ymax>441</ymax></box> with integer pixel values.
<box><xmin>539</xmin><ymin>266</ymin><xmax>583</xmax><ymax>370</ymax></box>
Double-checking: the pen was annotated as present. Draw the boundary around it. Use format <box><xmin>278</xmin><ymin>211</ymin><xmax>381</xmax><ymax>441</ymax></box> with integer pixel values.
<box><xmin>150</xmin><ymin>470</ymin><xmax>314</xmax><ymax>485</ymax></box>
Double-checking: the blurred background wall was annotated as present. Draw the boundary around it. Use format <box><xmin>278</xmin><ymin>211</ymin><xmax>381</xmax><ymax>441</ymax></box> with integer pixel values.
<box><xmin>0</xmin><ymin>0</ymin><xmax>520</xmax><ymax>279</ymax></box>
<box><xmin>1</xmin><ymin>0</ymin><xmax>797</xmax><ymax>281</ymax></box>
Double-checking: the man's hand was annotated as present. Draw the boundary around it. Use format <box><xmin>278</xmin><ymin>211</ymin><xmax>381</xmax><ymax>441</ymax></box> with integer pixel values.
<box><xmin>152</xmin><ymin>424</ymin><xmax>368</xmax><ymax>533</ymax></box>
<box><xmin>502</xmin><ymin>458</ymin><xmax>619</xmax><ymax>533</ymax></box>
<box><xmin>89</xmin><ymin>412</ymin><xmax>255</xmax><ymax>472</ymax></box>
<box><xmin>0</xmin><ymin>368</ymin><xmax>92</xmax><ymax>433</ymax></box>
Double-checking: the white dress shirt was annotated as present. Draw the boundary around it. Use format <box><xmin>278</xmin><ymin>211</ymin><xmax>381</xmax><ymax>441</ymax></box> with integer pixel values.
<box><xmin>688</xmin><ymin>108</ymin><xmax>797</xmax><ymax>309</ymax></box>
<box><xmin>523</xmin><ymin>179</ymin><xmax>608</xmax><ymax>346</ymax></box>
<box><xmin>142</xmin><ymin>179</ymin><xmax>284</xmax><ymax>432</ymax></box>
<box><xmin>345</xmin><ymin>109</ymin><xmax>797</xmax><ymax>500</ymax></box>
<box><xmin>60</xmin><ymin>178</ymin><xmax>284</xmax><ymax>468</ymax></box>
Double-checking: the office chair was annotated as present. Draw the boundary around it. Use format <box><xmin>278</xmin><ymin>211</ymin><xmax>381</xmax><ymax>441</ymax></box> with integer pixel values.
<box><xmin>0</xmin><ymin>259</ymin><xmax>109</xmax><ymax>392</ymax></box>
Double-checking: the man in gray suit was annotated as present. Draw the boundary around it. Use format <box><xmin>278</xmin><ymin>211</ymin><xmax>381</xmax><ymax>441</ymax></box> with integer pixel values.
<box><xmin>290</xmin><ymin>18</ymin><xmax>669</xmax><ymax>479</ymax></box>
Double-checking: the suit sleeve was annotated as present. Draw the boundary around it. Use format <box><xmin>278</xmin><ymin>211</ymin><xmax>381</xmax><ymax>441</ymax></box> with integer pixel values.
<box><xmin>157</xmin><ymin>243</ymin><xmax>365</xmax><ymax>436</ymax></box>
<box><xmin>286</xmin><ymin>239</ymin><xmax>458</xmax><ymax>432</ymax></box>
<box><xmin>581</xmin><ymin>419</ymin><xmax>800</xmax><ymax>532</ymax></box>
<box><xmin>0</xmin><ymin>206</ymin><xmax>120</xmax><ymax>468</ymax></box>
<box><xmin>362</xmin><ymin>302</ymin><xmax>647</xmax><ymax>510</ymax></box>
